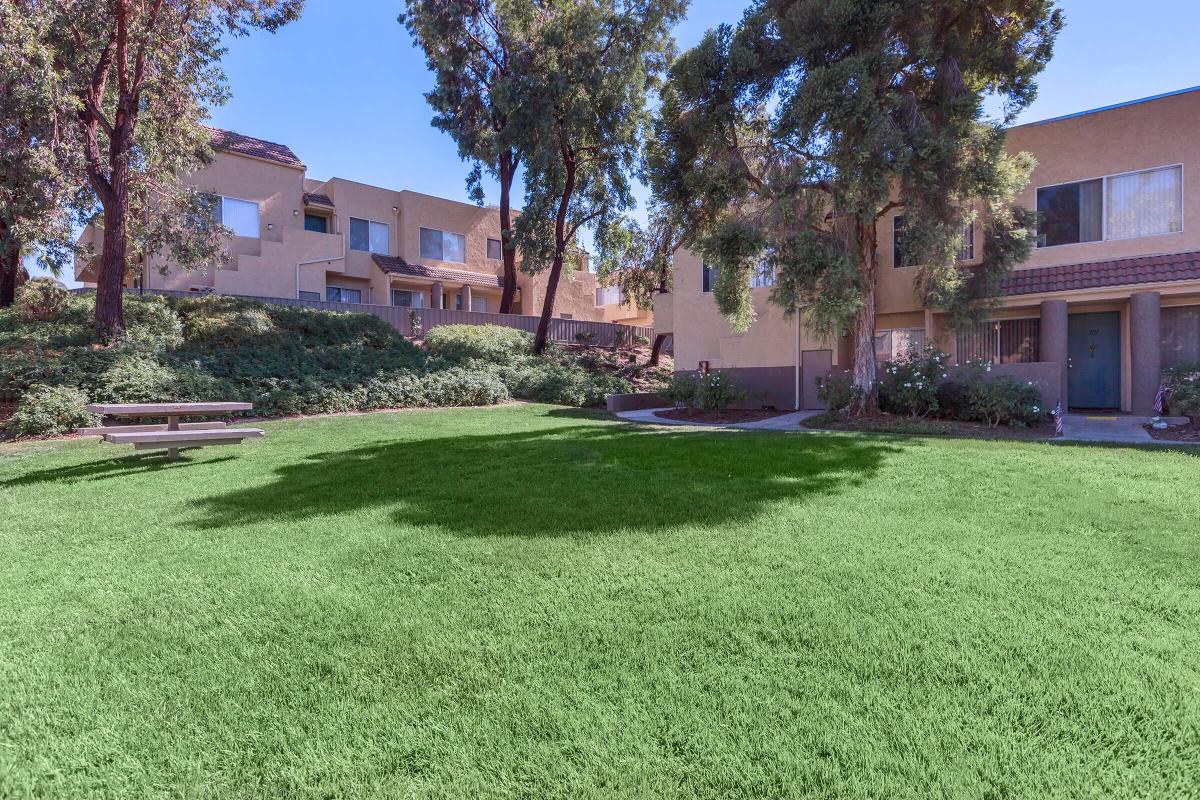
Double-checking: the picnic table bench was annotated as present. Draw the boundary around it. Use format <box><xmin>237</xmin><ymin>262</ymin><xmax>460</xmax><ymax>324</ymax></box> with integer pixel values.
<box><xmin>84</xmin><ymin>402</ymin><xmax>263</xmax><ymax>458</ymax></box>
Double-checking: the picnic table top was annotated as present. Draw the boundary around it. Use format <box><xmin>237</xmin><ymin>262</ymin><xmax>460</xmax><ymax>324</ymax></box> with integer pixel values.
<box><xmin>85</xmin><ymin>402</ymin><xmax>253</xmax><ymax>417</ymax></box>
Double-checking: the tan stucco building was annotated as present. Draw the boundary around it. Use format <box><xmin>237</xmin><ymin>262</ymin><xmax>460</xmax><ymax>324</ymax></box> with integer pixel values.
<box><xmin>657</xmin><ymin>86</ymin><xmax>1200</xmax><ymax>414</ymax></box>
<box><xmin>75</xmin><ymin>127</ymin><xmax>650</xmax><ymax>326</ymax></box>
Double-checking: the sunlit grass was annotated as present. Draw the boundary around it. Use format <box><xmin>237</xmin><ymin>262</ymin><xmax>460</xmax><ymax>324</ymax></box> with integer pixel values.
<box><xmin>2</xmin><ymin>404</ymin><xmax>1198</xmax><ymax>798</ymax></box>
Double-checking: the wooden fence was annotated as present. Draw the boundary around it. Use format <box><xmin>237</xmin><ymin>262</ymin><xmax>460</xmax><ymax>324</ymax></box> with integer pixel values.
<box><xmin>72</xmin><ymin>288</ymin><xmax>660</xmax><ymax>348</ymax></box>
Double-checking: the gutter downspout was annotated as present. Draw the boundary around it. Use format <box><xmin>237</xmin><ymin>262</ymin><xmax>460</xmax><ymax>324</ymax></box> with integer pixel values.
<box><xmin>794</xmin><ymin>304</ymin><xmax>808</xmax><ymax>411</ymax></box>
<box><xmin>296</xmin><ymin>212</ymin><xmax>347</xmax><ymax>300</ymax></box>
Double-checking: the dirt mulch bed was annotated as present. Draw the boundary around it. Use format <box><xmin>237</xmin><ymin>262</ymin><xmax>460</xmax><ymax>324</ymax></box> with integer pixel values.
<box><xmin>1145</xmin><ymin>420</ymin><xmax>1200</xmax><ymax>442</ymax></box>
<box><xmin>655</xmin><ymin>407</ymin><xmax>791</xmax><ymax>425</ymax></box>
<box><xmin>802</xmin><ymin>411</ymin><xmax>1060</xmax><ymax>440</ymax></box>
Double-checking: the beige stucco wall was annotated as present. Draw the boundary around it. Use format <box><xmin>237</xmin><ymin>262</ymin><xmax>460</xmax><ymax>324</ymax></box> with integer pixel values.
<box><xmin>664</xmin><ymin>248</ymin><xmax>834</xmax><ymax>373</ymax></box>
<box><xmin>75</xmin><ymin>147</ymin><xmax>640</xmax><ymax>323</ymax></box>
<box><xmin>665</xmin><ymin>88</ymin><xmax>1200</xmax><ymax>409</ymax></box>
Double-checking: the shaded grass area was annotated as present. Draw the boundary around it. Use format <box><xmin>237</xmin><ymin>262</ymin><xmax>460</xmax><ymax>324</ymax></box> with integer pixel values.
<box><xmin>2</xmin><ymin>404</ymin><xmax>1199</xmax><ymax>798</ymax></box>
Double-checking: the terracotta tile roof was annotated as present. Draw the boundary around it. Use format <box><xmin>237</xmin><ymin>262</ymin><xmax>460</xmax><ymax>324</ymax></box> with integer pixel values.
<box><xmin>204</xmin><ymin>126</ymin><xmax>304</xmax><ymax>168</ymax></box>
<box><xmin>303</xmin><ymin>192</ymin><xmax>334</xmax><ymax>207</ymax></box>
<box><xmin>1001</xmin><ymin>250</ymin><xmax>1200</xmax><ymax>296</ymax></box>
<box><xmin>372</xmin><ymin>255</ymin><xmax>503</xmax><ymax>289</ymax></box>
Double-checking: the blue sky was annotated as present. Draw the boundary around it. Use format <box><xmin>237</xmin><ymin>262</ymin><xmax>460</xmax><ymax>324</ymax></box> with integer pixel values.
<box><xmin>38</xmin><ymin>0</ymin><xmax>1200</xmax><ymax>283</ymax></box>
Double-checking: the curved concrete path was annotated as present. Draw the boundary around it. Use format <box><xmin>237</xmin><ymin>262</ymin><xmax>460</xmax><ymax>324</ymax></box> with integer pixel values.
<box><xmin>615</xmin><ymin>407</ymin><xmax>824</xmax><ymax>431</ymax></box>
<box><xmin>616</xmin><ymin>407</ymin><xmax>1193</xmax><ymax>445</ymax></box>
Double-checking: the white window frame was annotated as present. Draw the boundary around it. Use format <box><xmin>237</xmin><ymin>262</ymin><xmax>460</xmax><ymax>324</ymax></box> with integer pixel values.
<box><xmin>217</xmin><ymin>195</ymin><xmax>260</xmax><ymax>239</ymax></box>
<box><xmin>420</xmin><ymin>227</ymin><xmax>467</xmax><ymax>263</ymax></box>
<box><xmin>1035</xmin><ymin>163</ymin><xmax>1184</xmax><ymax>249</ymax></box>
<box><xmin>348</xmin><ymin>217</ymin><xmax>390</xmax><ymax>255</ymax></box>
<box><xmin>486</xmin><ymin>238</ymin><xmax>503</xmax><ymax>260</ymax></box>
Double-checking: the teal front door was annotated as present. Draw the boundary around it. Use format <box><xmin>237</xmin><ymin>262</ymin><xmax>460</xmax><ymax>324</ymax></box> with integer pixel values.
<box><xmin>1068</xmin><ymin>312</ymin><xmax>1121</xmax><ymax>409</ymax></box>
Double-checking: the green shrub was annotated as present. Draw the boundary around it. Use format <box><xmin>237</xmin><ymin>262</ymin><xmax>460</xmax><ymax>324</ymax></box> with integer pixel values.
<box><xmin>424</xmin><ymin>324</ymin><xmax>532</xmax><ymax>364</ymax></box>
<box><xmin>15</xmin><ymin>279</ymin><xmax>71</xmax><ymax>322</ymax></box>
<box><xmin>696</xmin><ymin>371</ymin><xmax>745</xmax><ymax>413</ymax></box>
<box><xmin>879</xmin><ymin>346</ymin><xmax>950</xmax><ymax>418</ymax></box>
<box><xmin>965</xmin><ymin>376</ymin><xmax>1043</xmax><ymax>427</ymax></box>
<box><xmin>500</xmin><ymin>361</ymin><xmax>630</xmax><ymax>407</ymax></box>
<box><xmin>935</xmin><ymin>381</ymin><xmax>971</xmax><ymax>421</ymax></box>
<box><xmin>574</xmin><ymin>330</ymin><xmax>597</xmax><ymax>344</ymax></box>
<box><xmin>663</xmin><ymin>372</ymin><xmax>699</xmax><ymax>408</ymax></box>
<box><xmin>95</xmin><ymin>355</ymin><xmax>177</xmax><ymax>403</ymax></box>
<box><xmin>420</xmin><ymin>367</ymin><xmax>509</xmax><ymax>406</ymax></box>
<box><xmin>816</xmin><ymin>371</ymin><xmax>857</xmax><ymax>414</ymax></box>
<box><xmin>6</xmin><ymin>385</ymin><xmax>98</xmax><ymax>438</ymax></box>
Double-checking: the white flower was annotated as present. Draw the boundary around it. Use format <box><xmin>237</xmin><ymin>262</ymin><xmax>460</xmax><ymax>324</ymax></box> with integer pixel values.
<box><xmin>1032</xmin><ymin>406</ymin><xmax>1040</xmax><ymax>413</ymax></box>
<box><xmin>904</xmin><ymin>382</ymin><xmax>912</xmax><ymax>388</ymax></box>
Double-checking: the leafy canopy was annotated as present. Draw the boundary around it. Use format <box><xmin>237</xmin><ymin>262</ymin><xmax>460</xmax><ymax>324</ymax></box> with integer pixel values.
<box><xmin>632</xmin><ymin>0</ymin><xmax>1062</xmax><ymax>336</ymax></box>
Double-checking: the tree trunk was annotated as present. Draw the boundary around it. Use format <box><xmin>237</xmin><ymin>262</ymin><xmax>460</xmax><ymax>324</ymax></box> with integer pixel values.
<box><xmin>533</xmin><ymin>254</ymin><xmax>563</xmax><ymax>355</ymax></box>
<box><xmin>497</xmin><ymin>152</ymin><xmax>518</xmax><ymax>314</ymax></box>
<box><xmin>532</xmin><ymin>150</ymin><xmax>577</xmax><ymax>355</ymax></box>
<box><xmin>848</xmin><ymin>220</ymin><xmax>879</xmax><ymax>415</ymax></box>
<box><xmin>648</xmin><ymin>333</ymin><xmax>667</xmax><ymax>366</ymax></box>
<box><xmin>94</xmin><ymin>188</ymin><xmax>129</xmax><ymax>341</ymax></box>
<box><xmin>0</xmin><ymin>218</ymin><xmax>17</xmax><ymax>307</ymax></box>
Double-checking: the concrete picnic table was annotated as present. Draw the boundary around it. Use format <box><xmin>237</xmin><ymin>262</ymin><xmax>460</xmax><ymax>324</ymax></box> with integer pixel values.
<box><xmin>84</xmin><ymin>402</ymin><xmax>260</xmax><ymax>458</ymax></box>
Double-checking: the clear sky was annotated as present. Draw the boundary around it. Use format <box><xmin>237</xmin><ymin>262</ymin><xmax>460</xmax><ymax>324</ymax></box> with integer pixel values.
<box><xmin>37</xmin><ymin>0</ymin><xmax>1200</xmax><ymax>284</ymax></box>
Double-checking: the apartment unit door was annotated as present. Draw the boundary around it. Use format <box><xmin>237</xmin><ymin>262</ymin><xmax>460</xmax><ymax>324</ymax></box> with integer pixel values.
<box><xmin>801</xmin><ymin>350</ymin><xmax>833</xmax><ymax>409</ymax></box>
<box><xmin>1068</xmin><ymin>312</ymin><xmax>1121</xmax><ymax>410</ymax></box>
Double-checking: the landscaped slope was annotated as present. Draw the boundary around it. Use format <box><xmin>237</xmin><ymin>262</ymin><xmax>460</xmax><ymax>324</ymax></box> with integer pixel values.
<box><xmin>0</xmin><ymin>287</ymin><xmax>662</xmax><ymax>437</ymax></box>
<box><xmin>2</xmin><ymin>405</ymin><xmax>1197</xmax><ymax>798</ymax></box>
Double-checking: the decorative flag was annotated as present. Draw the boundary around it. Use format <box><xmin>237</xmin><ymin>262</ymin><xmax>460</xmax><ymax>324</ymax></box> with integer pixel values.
<box><xmin>1154</xmin><ymin>385</ymin><xmax>1170</xmax><ymax>415</ymax></box>
<box><xmin>1053</xmin><ymin>401</ymin><xmax>1064</xmax><ymax>436</ymax></box>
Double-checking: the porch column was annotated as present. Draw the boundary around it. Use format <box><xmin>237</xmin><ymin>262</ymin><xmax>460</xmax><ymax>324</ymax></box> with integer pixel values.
<box><xmin>1040</xmin><ymin>299</ymin><xmax>1069</xmax><ymax>410</ymax></box>
<box><xmin>431</xmin><ymin>282</ymin><xmax>443</xmax><ymax>310</ymax></box>
<box><xmin>461</xmin><ymin>283</ymin><xmax>473</xmax><ymax>313</ymax></box>
<box><xmin>1130</xmin><ymin>291</ymin><xmax>1162</xmax><ymax>415</ymax></box>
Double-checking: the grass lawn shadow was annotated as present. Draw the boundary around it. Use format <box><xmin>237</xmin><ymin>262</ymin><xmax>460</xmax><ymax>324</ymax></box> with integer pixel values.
<box><xmin>188</xmin><ymin>426</ymin><xmax>901</xmax><ymax>537</ymax></box>
<box><xmin>2</xmin><ymin>453</ymin><xmax>238</xmax><ymax>487</ymax></box>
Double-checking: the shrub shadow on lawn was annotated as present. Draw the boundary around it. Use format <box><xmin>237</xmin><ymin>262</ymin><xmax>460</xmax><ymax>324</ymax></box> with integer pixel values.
<box><xmin>187</xmin><ymin>426</ymin><xmax>900</xmax><ymax>537</ymax></box>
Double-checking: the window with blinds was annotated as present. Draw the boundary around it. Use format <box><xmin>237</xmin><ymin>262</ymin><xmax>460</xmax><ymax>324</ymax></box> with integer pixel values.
<box><xmin>1036</xmin><ymin>165</ymin><xmax>1182</xmax><ymax>247</ymax></box>
<box><xmin>956</xmin><ymin>319</ymin><xmax>1040</xmax><ymax>365</ymax></box>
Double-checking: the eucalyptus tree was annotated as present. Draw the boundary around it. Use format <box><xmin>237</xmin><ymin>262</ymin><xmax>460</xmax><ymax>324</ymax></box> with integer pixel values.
<box><xmin>401</xmin><ymin>0</ymin><xmax>530</xmax><ymax>314</ymax></box>
<box><xmin>510</xmin><ymin>0</ymin><xmax>687</xmax><ymax>354</ymax></box>
<box><xmin>48</xmin><ymin>0</ymin><xmax>303</xmax><ymax>340</ymax></box>
<box><xmin>632</xmin><ymin>0</ymin><xmax>1062</xmax><ymax>410</ymax></box>
<box><xmin>0</xmin><ymin>0</ymin><xmax>84</xmax><ymax>306</ymax></box>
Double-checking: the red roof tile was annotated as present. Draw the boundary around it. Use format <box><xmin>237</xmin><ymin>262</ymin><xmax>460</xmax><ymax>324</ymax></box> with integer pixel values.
<box><xmin>373</xmin><ymin>255</ymin><xmax>503</xmax><ymax>289</ymax></box>
<box><xmin>303</xmin><ymin>192</ymin><xmax>334</xmax><ymax>207</ymax></box>
<box><xmin>1001</xmin><ymin>250</ymin><xmax>1200</xmax><ymax>296</ymax></box>
<box><xmin>205</xmin><ymin>126</ymin><xmax>303</xmax><ymax>168</ymax></box>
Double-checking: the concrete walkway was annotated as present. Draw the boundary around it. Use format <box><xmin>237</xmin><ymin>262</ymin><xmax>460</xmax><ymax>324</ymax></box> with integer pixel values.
<box><xmin>1059</xmin><ymin>413</ymin><xmax>1187</xmax><ymax>444</ymax></box>
<box><xmin>616</xmin><ymin>407</ymin><xmax>1193</xmax><ymax>445</ymax></box>
<box><xmin>615</xmin><ymin>407</ymin><xmax>825</xmax><ymax>431</ymax></box>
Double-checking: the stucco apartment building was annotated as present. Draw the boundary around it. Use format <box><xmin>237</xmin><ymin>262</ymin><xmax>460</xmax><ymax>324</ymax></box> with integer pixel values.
<box><xmin>657</xmin><ymin>86</ymin><xmax>1200</xmax><ymax>414</ymax></box>
<box><xmin>76</xmin><ymin>128</ymin><xmax>649</xmax><ymax>326</ymax></box>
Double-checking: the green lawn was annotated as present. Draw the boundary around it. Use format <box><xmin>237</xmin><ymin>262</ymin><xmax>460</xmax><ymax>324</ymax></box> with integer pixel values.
<box><xmin>2</xmin><ymin>405</ymin><xmax>1198</xmax><ymax>799</ymax></box>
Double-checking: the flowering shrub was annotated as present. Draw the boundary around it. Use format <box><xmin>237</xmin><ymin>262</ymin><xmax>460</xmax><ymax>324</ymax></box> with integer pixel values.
<box><xmin>696</xmin><ymin>370</ymin><xmax>745</xmax><ymax>413</ymax></box>
<box><xmin>879</xmin><ymin>345</ymin><xmax>951</xmax><ymax>418</ymax></box>
<box><xmin>965</xmin><ymin>376</ymin><xmax>1043</xmax><ymax>427</ymax></box>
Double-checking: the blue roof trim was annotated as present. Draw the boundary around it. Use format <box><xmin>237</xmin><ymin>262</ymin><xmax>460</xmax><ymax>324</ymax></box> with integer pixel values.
<box><xmin>1014</xmin><ymin>85</ymin><xmax>1200</xmax><ymax>129</ymax></box>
